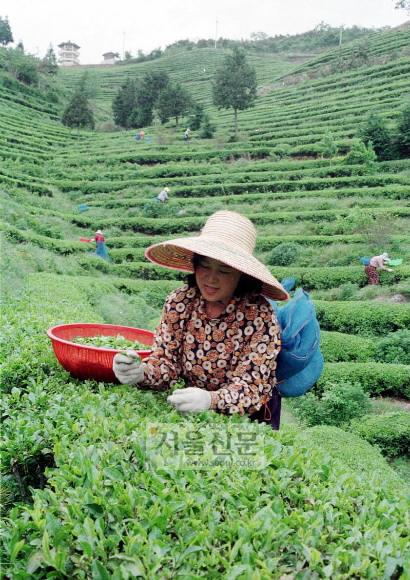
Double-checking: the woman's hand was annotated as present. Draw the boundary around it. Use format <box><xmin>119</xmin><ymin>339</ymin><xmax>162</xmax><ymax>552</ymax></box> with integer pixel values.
<box><xmin>113</xmin><ymin>350</ymin><xmax>144</xmax><ymax>385</ymax></box>
<box><xmin>167</xmin><ymin>387</ymin><xmax>211</xmax><ymax>413</ymax></box>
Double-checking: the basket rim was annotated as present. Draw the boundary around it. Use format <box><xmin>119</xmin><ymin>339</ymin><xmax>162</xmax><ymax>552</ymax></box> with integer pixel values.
<box><xmin>47</xmin><ymin>322</ymin><xmax>154</xmax><ymax>355</ymax></box>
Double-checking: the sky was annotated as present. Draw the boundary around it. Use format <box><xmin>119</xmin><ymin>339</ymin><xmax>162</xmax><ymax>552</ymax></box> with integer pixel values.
<box><xmin>2</xmin><ymin>0</ymin><xmax>408</xmax><ymax>65</ymax></box>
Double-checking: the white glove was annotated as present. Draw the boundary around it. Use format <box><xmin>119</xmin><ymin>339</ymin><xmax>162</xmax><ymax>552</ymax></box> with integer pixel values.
<box><xmin>113</xmin><ymin>350</ymin><xmax>144</xmax><ymax>385</ymax></box>
<box><xmin>167</xmin><ymin>387</ymin><xmax>212</xmax><ymax>413</ymax></box>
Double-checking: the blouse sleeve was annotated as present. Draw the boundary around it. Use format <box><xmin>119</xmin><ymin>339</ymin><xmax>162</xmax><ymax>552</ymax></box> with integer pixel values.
<box><xmin>140</xmin><ymin>290</ymin><xmax>184</xmax><ymax>391</ymax></box>
<box><xmin>210</xmin><ymin>300</ymin><xmax>281</xmax><ymax>415</ymax></box>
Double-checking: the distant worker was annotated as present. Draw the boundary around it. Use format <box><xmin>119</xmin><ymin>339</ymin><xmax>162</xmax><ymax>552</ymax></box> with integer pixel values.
<box><xmin>157</xmin><ymin>187</ymin><xmax>170</xmax><ymax>203</ymax></box>
<box><xmin>139</xmin><ymin>130</ymin><xmax>145</xmax><ymax>140</ymax></box>
<box><xmin>90</xmin><ymin>229</ymin><xmax>110</xmax><ymax>261</ymax></box>
<box><xmin>365</xmin><ymin>252</ymin><xmax>392</xmax><ymax>285</ymax></box>
<box><xmin>183</xmin><ymin>127</ymin><xmax>191</xmax><ymax>142</ymax></box>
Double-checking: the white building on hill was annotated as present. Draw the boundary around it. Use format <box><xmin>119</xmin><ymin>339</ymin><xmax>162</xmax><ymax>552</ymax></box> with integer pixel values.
<box><xmin>102</xmin><ymin>52</ymin><xmax>119</xmax><ymax>65</ymax></box>
<box><xmin>58</xmin><ymin>41</ymin><xmax>80</xmax><ymax>66</ymax></box>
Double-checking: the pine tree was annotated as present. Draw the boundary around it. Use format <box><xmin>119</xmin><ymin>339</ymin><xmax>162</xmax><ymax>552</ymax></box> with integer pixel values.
<box><xmin>112</xmin><ymin>78</ymin><xmax>137</xmax><ymax>128</ymax></box>
<box><xmin>134</xmin><ymin>71</ymin><xmax>170</xmax><ymax>126</ymax></box>
<box><xmin>200</xmin><ymin>114</ymin><xmax>216</xmax><ymax>138</ymax></box>
<box><xmin>157</xmin><ymin>82</ymin><xmax>191</xmax><ymax>126</ymax></box>
<box><xmin>40</xmin><ymin>45</ymin><xmax>58</xmax><ymax>75</ymax></box>
<box><xmin>188</xmin><ymin>103</ymin><xmax>204</xmax><ymax>130</ymax></box>
<box><xmin>62</xmin><ymin>89</ymin><xmax>95</xmax><ymax>129</ymax></box>
<box><xmin>212</xmin><ymin>47</ymin><xmax>257</xmax><ymax>138</ymax></box>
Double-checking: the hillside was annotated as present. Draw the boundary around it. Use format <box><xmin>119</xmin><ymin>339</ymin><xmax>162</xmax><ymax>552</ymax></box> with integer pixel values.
<box><xmin>59</xmin><ymin>48</ymin><xmax>295</xmax><ymax>122</ymax></box>
<box><xmin>1</xmin><ymin>25</ymin><xmax>410</xmax><ymax>578</ymax></box>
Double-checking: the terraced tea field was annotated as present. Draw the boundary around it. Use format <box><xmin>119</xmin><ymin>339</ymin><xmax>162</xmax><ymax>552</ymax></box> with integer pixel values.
<box><xmin>1</xmin><ymin>26</ymin><xmax>410</xmax><ymax>578</ymax></box>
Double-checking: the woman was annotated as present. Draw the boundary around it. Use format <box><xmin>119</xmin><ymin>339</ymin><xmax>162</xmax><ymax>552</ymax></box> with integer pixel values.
<box><xmin>365</xmin><ymin>252</ymin><xmax>392</xmax><ymax>285</ymax></box>
<box><xmin>90</xmin><ymin>229</ymin><xmax>110</xmax><ymax>261</ymax></box>
<box><xmin>113</xmin><ymin>211</ymin><xmax>289</xmax><ymax>428</ymax></box>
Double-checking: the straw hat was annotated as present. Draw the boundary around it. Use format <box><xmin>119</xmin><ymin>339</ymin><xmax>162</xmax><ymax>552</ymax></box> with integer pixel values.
<box><xmin>96</xmin><ymin>229</ymin><xmax>103</xmax><ymax>234</ymax></box>
<box><xmin>145</xmin><ymin>210</ymin><xmax>289</xmax><ymax>301</ymax></box>
<box><xmin>164</xmin><ymin>187</ymin><xmax>170</xmax><ymax>192</ymax></box>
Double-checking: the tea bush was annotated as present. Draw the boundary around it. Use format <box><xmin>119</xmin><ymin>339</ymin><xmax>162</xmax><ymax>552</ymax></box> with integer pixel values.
<box><xmin>378</xmin><ymin>329</ymin><xmax>410</xmax><ymax>365</ymax></box>
<box><xmin>315</xmin><ymin>299</ymin><xmax>410</xmax><ymax>335</ymax></box>
<box><xmin>320</xmin><ymin>331</ymin><xmax>376</xmax><ymax>362</ymax></box>
<box><xmin>290</xmin><ymin>381</ymin><xmax>372</xmax><ymax>427</ymax></box>
<box><xmin>266</xmin><ymin>242</ymin><xmax>300</xmax><ymax>266</ymax></box>
<box><xmin>350</xmin><ymin>412</ymin><xmax>410</xmax><ymax>458</ymax></box>
<box><xmin>319</xmin><ymin>362</ymin><xmax>410</xmax><ymax>398</ymax></box>
<box><xmin>2</xmin><ymin>402</ymin><xmax>409</xmax><ymax>578</ymax></box>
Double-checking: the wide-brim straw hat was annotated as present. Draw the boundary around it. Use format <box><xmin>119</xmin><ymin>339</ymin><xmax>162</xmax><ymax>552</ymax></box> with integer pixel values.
<box><xmin>145</xmin><ymin>210</ymin><xmax>289</xmax><ymax>301</ymax></box>
<box><xmin>96</xmin><ymin>230</ymin><xmax>103</xmax><ymax>234</ymax></box>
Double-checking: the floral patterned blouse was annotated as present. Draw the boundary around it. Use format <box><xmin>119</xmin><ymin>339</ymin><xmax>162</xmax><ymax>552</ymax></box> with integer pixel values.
<box><xmin>141</xmin><ymin>285</ymin><xmax>282</xmax><ymax>415</ymax></box>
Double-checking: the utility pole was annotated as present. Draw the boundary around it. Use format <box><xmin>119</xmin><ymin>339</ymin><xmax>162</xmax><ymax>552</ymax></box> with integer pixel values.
<box><xmin>339</xmin><ymin>28</ymin><xmax>343</xmax><ymax>48</ymax></box>
<box><xmin>215</xmin><ymin>19</ymin><xmax>218</xmax><ymax>49</ymax></box>
<box><xmin>122</xmin><ymin>30</ymin><xmax>126</xmax><ymax>59</ymax></box>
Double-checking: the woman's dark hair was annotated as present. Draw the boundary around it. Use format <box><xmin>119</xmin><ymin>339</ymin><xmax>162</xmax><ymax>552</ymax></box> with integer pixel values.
<box><xmin>186</xmin><ymin>253</ymin><xmax>262</xmax><ymax>297</ymax></box>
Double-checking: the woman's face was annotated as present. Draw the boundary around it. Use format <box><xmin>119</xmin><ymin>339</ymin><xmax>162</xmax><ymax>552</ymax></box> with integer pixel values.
<box><xmin>195</xmin><ymin>256</ymin><xmax>241</xmax><ymax>304</ymax></box>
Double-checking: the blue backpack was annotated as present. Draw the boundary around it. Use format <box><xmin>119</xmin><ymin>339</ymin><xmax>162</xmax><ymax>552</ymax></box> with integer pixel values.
<box><xmin>268</xmin><ymin>282</ymin><xmax>324</xmax><ymax>397</ymax></box>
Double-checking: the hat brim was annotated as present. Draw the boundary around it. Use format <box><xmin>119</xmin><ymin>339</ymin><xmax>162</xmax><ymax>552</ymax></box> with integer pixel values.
<box><xmin>145</xmin><ymin>236</ymin><xmax>289</xmax><ymax>301</ymax></box>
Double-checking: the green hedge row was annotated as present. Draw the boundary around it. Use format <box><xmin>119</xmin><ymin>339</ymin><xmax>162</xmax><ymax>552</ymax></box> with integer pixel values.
<box><xmin>59</xmin><ymin>146</ymin><xmax>272</xmax><ymax>168</ymax></box>
<box><xmin>350</xmin><ymin>412</ymin><xmax>410</xmax><ymax>458</ymax></box>
<box><xmin>1</xmin><ymin>223</ymin><xmax>86</xmax><ymax>255</ymax></box>
<box><xmin>294</xmin><ymin>425</ymin><xmax>405</xmax><ymax>488</ymax></box>
<box><xmin>107</xmin><ymin>231</ymin><xmax>408</xmax><ymax>250</ymax></box>
<box><xmin>318</xmin><ymin>362</ymin><xmax>410</xmax><ymax>398</ymax></box>
<box><xmin>315</xmin><ymin>299</ymin><xmax>410</xmax><ymax>335</ymax></box>
<box><xmin>0</xmin><ymin>273</ymin><xmax>102</xmax><ymax>393</ymax></box>
<box><xmin>78</xmin><ymin>258</ymin><xmax>410</xmax><ymax>292</ymax></box>
<box><xmin>56</xmin><ymin>163</ymin><xmax>406</xmax><ymax>194</ymax></box>
<box><xmin>71</xmin><ymin>206</ymin><xmax>410</xmax><ymax>234</ymax></box>
<box><xmin>170</xmin><ymin>175</ymin><xmax>409</xmax><ymax>198</ymax></box>
<box><xmin>320</xmin><ymin>331</ymin><xmax>376</xmax><ymax>362</ymax></box>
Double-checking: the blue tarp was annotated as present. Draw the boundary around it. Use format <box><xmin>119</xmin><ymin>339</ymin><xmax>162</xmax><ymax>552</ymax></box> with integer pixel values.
<box><xmin>268</xmin><ymin>286</ymin><xmax>324</xmax><ymax>397</ymax></box>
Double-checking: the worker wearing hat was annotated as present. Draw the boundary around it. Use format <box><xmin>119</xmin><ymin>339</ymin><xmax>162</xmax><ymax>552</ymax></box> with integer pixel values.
<box><xmin>157</xmin><ymin>187</ymin><xmax>170</xmax><ymax>203</ymax></box>
<box><xmin>113</xmin><ymin>211</ymin><xmax>288</xmax><ymax>422</ymax></box>
<box><xmin>365</xmin><ymin>252</ymin><xmax>393</xmax><ymax>285</ymax></box>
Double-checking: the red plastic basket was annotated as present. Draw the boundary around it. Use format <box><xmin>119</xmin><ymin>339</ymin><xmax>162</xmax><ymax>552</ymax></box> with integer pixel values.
<box><xmin>47</xmin><ymin>323</ymin><xmax>154</xmax><ymax>382</ymax></box>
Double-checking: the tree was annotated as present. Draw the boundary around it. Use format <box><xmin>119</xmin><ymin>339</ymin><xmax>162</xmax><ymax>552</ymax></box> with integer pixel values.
<box><xmin>188</xmin><ymin>103</ymin><xmax>205</xmax><ymax>130</ymax></box>
<box><xmin>200</xmin><ymin>114</ymin><xmax>216</xmax><ymax>138</ymax></box>
<box><xmin>157</xmin><ymin>82</ymin><xmax>191</xmax><ymax>126</ymax></box>
<box><xmin>133</xmin><ymin>71</ymin><xmax>170</xmax><ymax>127</ymax></box>
<box><xmin>321</xmin><ymin>132</ymin><xmax>338</xmax><ymax>162</ymax></box>
<box><xmin>8</xmin><ymin>50</ymin><xmax>39</xmax><ymax>85</ymax></box>
<box><xmin>359</xmin><ymin>112</ymin><xmax>392</xmax><ymax>160</ymax></box>
<box><xmin>395</xmin><ymin>103</ymin><xmax>410</xmax><ymax>158</ymax></box>
<box><xmin>0</xmin><ymin>16</ymin><xmax>13</xmax><ymax>46</ymax></box>
<box><xmin>344</xmin><ymin>139</ymin><xmax>376</xmax><ymax>169</ymax></box>
<box><xmin>212</xmin><ymin>47</ymin><xmax>257</xmax><ymax>137</ymax></box>
<box><xmin>112</xmin><ymin>77</ymin><xmax>138</xmax><ymax>128</ymax></box>
<box><xmin>62</xmin><ymin>85</ymin><xmax>95</xmax><ymax>129</ymax></box>
<box><xmin>394</xmin><ymin>0</ymin><xmax>410</xmax><ymax>9</ymax></box>
<box><xmin>40</xmin><ymin>45</ymin><xmax>58</xmax><ymax>75</ymax></box>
